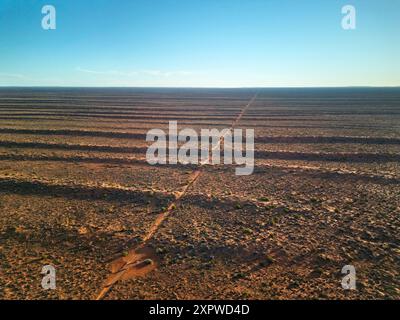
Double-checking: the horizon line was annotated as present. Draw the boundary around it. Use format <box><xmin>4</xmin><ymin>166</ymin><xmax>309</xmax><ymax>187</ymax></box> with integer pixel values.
<box><xmin>1</xmin><ymin>85</ymin><xmax>400</xmax><ymax>89</ymax></box>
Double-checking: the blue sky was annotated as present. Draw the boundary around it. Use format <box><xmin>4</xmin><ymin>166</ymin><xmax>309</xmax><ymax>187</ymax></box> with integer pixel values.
<box><xmin>0</xmin><ymin>0</ymin><xmax>399</xmax><ymax>87</ymax></box>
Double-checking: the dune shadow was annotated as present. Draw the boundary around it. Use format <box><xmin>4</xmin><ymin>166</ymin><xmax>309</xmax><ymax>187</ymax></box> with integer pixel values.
<box><xmin>0</xmin><ymin>177</ymin><xmax>173</xmax><ymax>205</ymax></box>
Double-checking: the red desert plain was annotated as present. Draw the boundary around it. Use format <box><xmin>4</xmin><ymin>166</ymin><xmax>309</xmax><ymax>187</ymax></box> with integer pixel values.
<box><xmin>0</xmin><ymin>87</ymin><xmax>399</xmax><ymax>299</ymax></box>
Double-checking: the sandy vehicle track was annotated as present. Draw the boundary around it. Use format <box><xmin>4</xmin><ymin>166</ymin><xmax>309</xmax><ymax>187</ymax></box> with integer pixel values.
<box><xmin>96</xmin><ymin>93</ymin><xmax>258</xmax><ymax>299</ymax></box>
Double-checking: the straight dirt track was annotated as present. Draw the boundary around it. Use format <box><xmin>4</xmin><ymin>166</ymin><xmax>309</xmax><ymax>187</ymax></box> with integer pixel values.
<box><xmin>96</xmin><ymin>93</ymin><xmax>258</xmax><ymax>299</ymax></box>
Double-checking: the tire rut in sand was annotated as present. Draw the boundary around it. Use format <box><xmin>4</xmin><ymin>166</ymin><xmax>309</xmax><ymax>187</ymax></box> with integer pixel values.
<box><xmin>96</xmin><ymin>93</ymin><xmax>258</xmax><ymax>300</ymax></box>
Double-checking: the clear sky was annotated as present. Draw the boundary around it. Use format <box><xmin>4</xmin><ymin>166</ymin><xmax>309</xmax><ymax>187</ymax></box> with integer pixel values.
<box><xmin>0</xmin><ymin>0</ymin><xmax>399</xmax><ymax>87</ymax></box>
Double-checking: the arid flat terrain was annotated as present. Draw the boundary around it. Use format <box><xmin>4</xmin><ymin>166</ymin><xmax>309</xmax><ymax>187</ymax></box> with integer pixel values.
<box><xmin>0</xmin><ymin>87</ymin><xmax>399</xmax><ymax>299</ymax></box>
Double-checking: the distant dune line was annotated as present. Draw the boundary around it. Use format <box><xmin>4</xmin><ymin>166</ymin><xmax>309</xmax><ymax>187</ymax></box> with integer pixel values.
<box><xmin>0</xmin><ymin>140</ymin><xmax>399</xmax><ymax>162</ymax></box>
<box><xmin>1</xmin><ymin>100</ymin><xmax>399</xmax><ymax>107</ymax></box>
<box><xmin>255</xmin><ymin>136</ymin><xmax>400</xmax><ymax>145</ymax></box>
<box><xmin>1</xmin><ymin>96</ymin><xmax>398</xmax><ymax>103</ymax></box>
<box><xmin>0</xmin><ymin>99</ymin><xmax>247</xmax><ymax>103</ymax></box>
<box><xmin>1</xmin><ymin>154</ymin><xmax>398</xmax><ymax>186</ymax></box>
<box><xmin>0</xmin><ymin>117</ymin><xmax>231</xmax><ymax>125</ymax></box>
<box><xmin>0</xmin><ymin>128</ymin><xmax>146</xmax><ymax>139</ymax></box>
<box><xmin>0</xmin><ymin>114</ymin><xmax>232</xmax><ymax>120</ymax></box>
<box><xmin>0</xmin><ymin>111</ymin><xmax>241</xmax><ymax>117</ymax></box>
<box><xmin>0</xmin><ymin>101</ymin><xmax>241</xmax><ymax>111</ymax></box>
<box><xmin>1</xmin><ymin>115</ymin><xmax>398</xmax><ymax>125</ymax></box>
<box><xmin>251</xmin><ymin>165</ymin><xmax>400</xmax><ymax>185</ymax></box>
<box><xmin>0</xmin><ymin>154</ymin><xmax>199</xmax><ymax>170</ymax></box>
<box><xmin>0</xmin><ymin>106</ymin><xmax>242</xmax><ymax>113</ymax></box>
<box><xmin>1</xmin><ymin>111</ymin><xmax>400</xmax><ymax>120</ymax></box>
<box><xmin>0</xmin><ymin>128</ymin><xmax>399</xmax><ymax>144</ymax></box>
<box><xmin>0</xmin><ymin>114</ymin><xmax>241</xmax><ymax>121</ymax></box>
<box><xmin>1</xmin><ymin>104</ymin><xmax>399</xmax><ymax>112</ymax></box>
<box><xmin>255</xmin><ymin>150</ymin><xmax>400</xmax><ymax>163</ymax></box>
<box><xmin>2</xmin><ymin>116</ymin><xmax>399</xmax><ymax>127</ymax></box>
<box><xmin>0</xmin><ymin>140</ymin><xmax>148</xmax><ymax>154</ymax></box>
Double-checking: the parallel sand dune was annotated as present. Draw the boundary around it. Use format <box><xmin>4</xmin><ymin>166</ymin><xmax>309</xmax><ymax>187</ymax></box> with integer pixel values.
<box><xmin>0</xmin><ymin>87</ymin><xmax>399</xmax><ymax>299</ymax></box>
